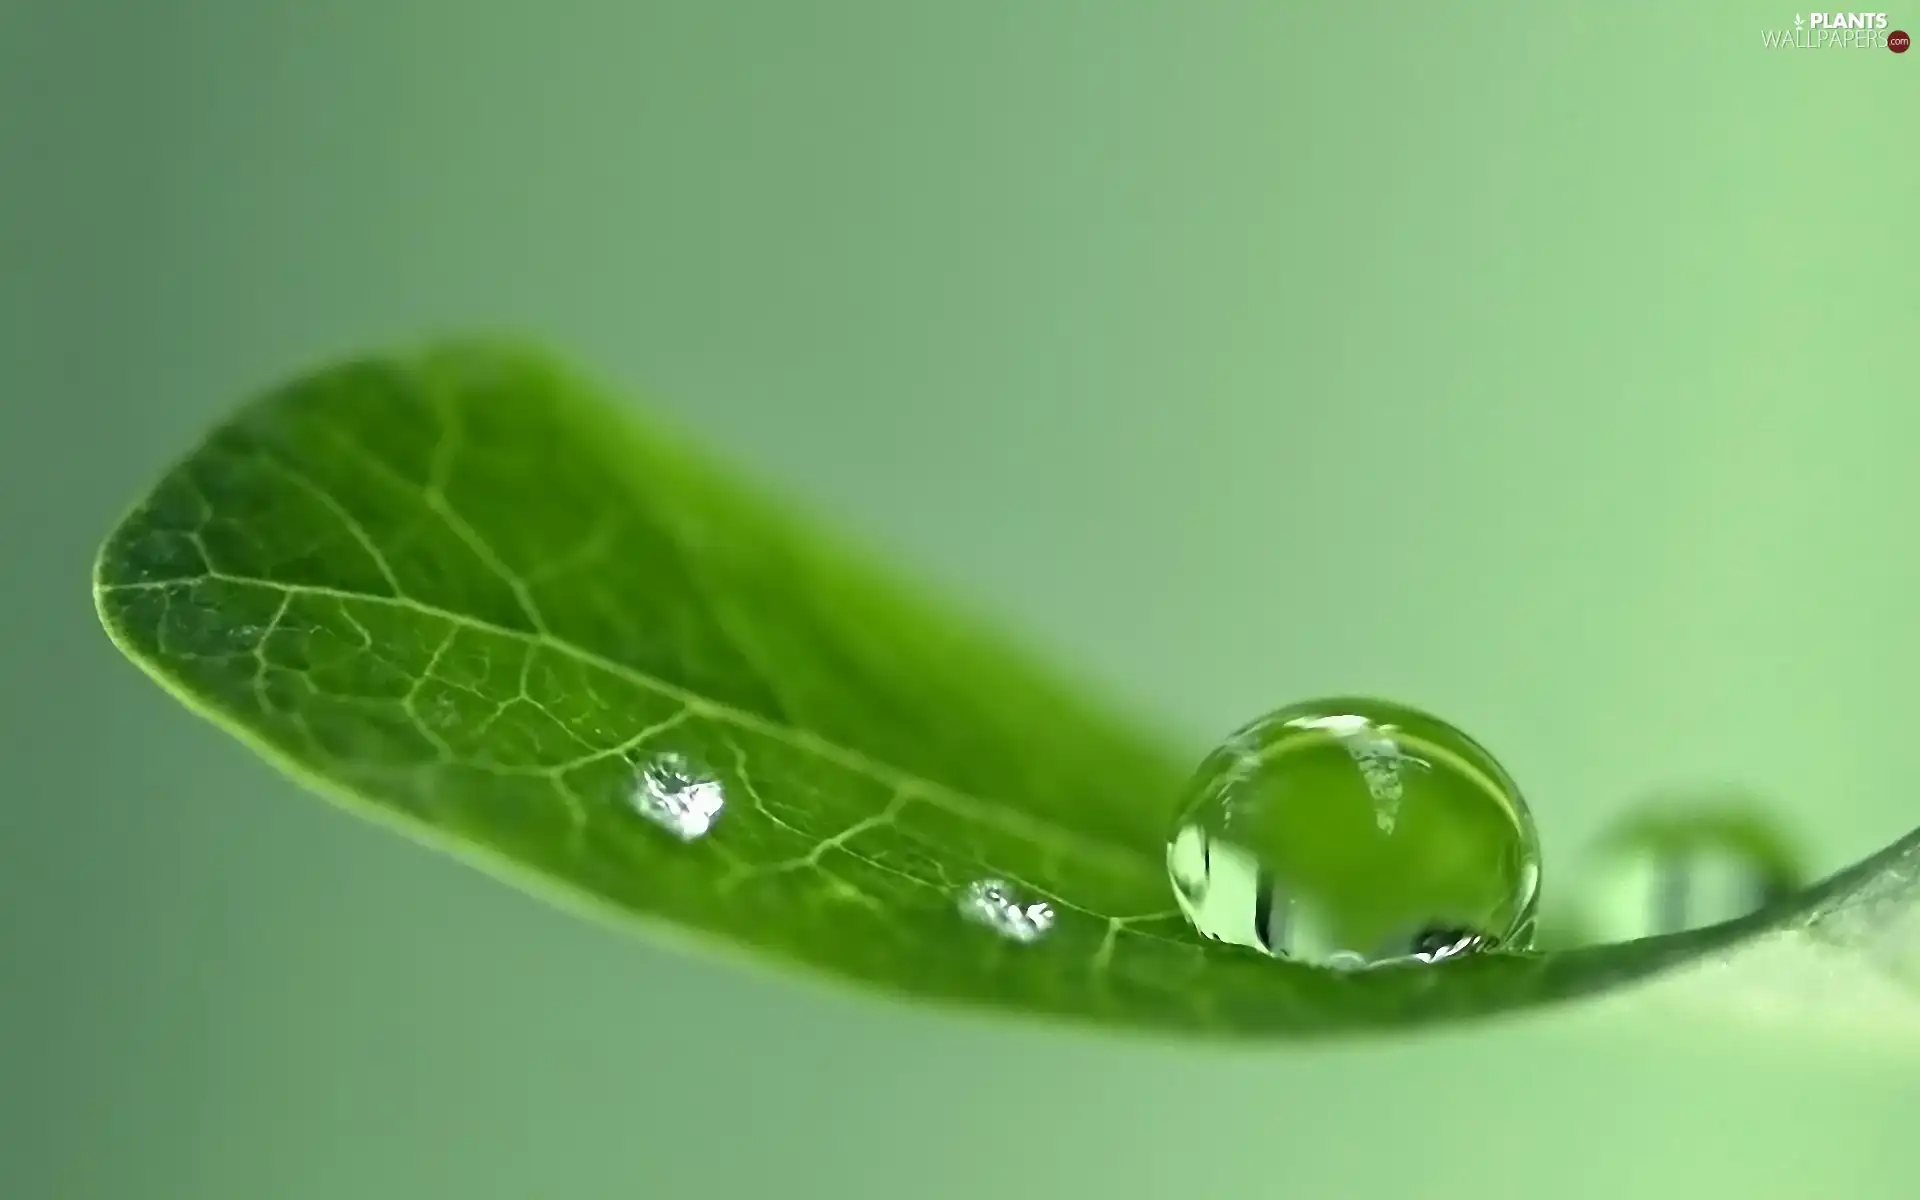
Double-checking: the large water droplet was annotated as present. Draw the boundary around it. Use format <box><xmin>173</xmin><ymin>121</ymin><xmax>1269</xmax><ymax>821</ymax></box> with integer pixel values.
<box><xmin>627</xmin><ymin>752</ymin><xmax>725</xmax><ymax>841</ymax></box>
<box><xmin>1166</xmin><ymin>698</ymin><xmax>1540</xmax><ymax>969</ymax></box>
<box><xmin>958</xmin><ymin>878</ymin><xmax>1057</xmax><ymax>944</ymax></box>
<box><xmin>1574</xmin><ymin>804</ymin><xmax>1804</xmax><ymax>941</ymax></box>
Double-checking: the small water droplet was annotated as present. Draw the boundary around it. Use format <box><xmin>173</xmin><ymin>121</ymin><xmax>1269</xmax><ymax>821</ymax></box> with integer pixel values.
<box><xmin>958</xmin><ymin>878</ymin><xmax>1057</xmax><ymax>944</ymax></box>
<box><xmin>1166</xmin><ymin>697</ymin><xmax>1540</xmax><ymax>969</ymax></box>
<box><xmin>1574</xmin><ymin>803</ymin><xmax>1804</xmax><ymax>941</ymax></box>
<box><xmin>627</xmin><ymin>752</ymin><xmax>725</xmax><ymax>841</ymax></box>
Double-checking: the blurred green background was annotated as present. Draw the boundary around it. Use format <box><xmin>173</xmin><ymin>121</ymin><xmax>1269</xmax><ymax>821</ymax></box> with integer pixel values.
<box><xmin>5</xmin><ymin>2</ymin><xmax>1916</xmax><ymax>1196</ymax></box>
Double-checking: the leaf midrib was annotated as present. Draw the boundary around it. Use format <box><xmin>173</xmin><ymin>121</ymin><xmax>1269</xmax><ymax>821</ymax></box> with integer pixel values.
<box><xmin>97</xmin><ymin>569</ymin><xmax>1161</xmax><ymax>882</ymax></box>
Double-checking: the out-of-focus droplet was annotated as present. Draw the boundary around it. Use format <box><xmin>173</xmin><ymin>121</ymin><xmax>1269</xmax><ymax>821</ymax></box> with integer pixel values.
<box><xmin>1572</xmin><ymin>800</ymin><xmax>1805</xmax><ymax>942</ymax></box>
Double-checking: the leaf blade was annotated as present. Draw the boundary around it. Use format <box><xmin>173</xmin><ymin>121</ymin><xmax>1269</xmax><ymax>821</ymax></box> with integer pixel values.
<box><xmin>93</xmin><ymin>340</ymin><xmax>1920</xmax><ymax>1038</ymax></box>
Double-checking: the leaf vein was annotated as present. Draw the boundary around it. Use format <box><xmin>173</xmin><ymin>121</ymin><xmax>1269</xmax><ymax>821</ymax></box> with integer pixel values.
<box><xmin>102</xmin><ymin>572</ymin><xmax>1152</xmax><ymax>880</ymax></box>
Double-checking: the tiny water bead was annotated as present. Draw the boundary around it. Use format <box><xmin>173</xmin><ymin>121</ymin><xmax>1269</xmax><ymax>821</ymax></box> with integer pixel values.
<box><xmin>958</xmin><ymin>878</ymin><xmax>1057</xmax><ymax>944</ymax></box>
<box><xmin>627</xmin><ymin>752</ymin><xmax>726</xmax><ymax>841</ymax></box>
<box><xmin>1573</xmin><ymin>806</ymin><xmax>1805</xmax><ymax>942</ymax></box>
<box><xmin>1167</xmin><ymin>698</ymin><xmax>1540</xmax><ymax>969</ymax></box>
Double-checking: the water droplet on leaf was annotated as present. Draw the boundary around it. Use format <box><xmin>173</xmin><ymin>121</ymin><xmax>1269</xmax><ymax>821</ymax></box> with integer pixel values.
<box><xmin>627</xmin><ymin>752</ymin><xmax>725</xmax><ymax>841</ymax></box>
<box><xmin>1166</xmin><ymin>698</ymin><xmax>1540</xmax><ymax>969</ymax></box>
<box><xmin>958</xmin><ymin>878</ymin><xmax>1057</xmax><ymax>944</ymax></box>
<box><xmin>1574</xmin><ymin>802</ymin><xmax>1804</xmax><ymax>941</ymax></box>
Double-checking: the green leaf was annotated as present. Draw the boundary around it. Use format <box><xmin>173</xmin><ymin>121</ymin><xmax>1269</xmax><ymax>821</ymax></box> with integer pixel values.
<box><xmin>92</xmin><ymin>341</ymin><xmax>1920</xmax><ymax>1039</ymax></box>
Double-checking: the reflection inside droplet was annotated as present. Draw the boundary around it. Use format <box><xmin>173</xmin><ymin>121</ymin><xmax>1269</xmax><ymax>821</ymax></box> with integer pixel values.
<box><xmin>958</xmin><ymin>878</ymin><xmax>1057</xmax><ymax>944</ymax></box>
<box><xmin>627</xmin><ymin>752</ymin><xmax>725</xmax><ymax>841</ymax></box>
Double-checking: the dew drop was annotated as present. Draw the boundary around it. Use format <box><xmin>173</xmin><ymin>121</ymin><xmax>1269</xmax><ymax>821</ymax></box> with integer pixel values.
<box><xmin>958</xmin><ymin>878</ymin><xmax>1057</xmax><ymax>944</ymax></box>
<box><xmin>1574</xmin><ymin>804</ymin><xmax>1804</xmax><ymax>941</ymax></box>
<box><xmin>1166</xmin><ymin>697</ymin><xmax>1541</xmax><ymax>969</ymax></box>
<box><xmin>626</xmin><ymin>752</ymin><xmax>725</xmax><ymax>841</ymax></box>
